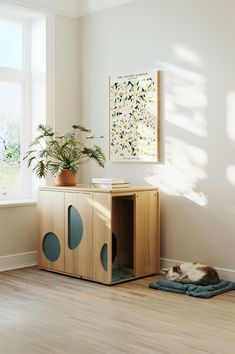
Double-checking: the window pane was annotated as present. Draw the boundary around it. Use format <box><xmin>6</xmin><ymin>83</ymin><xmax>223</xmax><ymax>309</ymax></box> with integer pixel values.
<box><xmin>0</xmin><ymin>20</ymin><xmax>23</xmax><ymax>69</ymax></box>
<box><xmin>0</xmin><ymin>82</ymin><xmax>21</xmax><ymax>195</ymax></box>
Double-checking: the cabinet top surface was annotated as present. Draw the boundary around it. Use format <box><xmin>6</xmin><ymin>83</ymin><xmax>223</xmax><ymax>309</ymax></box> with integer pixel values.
<box><xmin>39</xmin><ymin>184</ymin><xmax>159</xmax><ymax>193</ymax></box>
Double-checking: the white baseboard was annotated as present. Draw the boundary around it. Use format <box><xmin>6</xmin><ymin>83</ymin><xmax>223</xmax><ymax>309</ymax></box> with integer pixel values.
<box><xmin>161</xmin><ymin>258</ymin><xmax>235</xmax><ymax>282</ymax></box>
<box><xmin>1</xmin><ymin>253</ymin><xmax>234</xmax><ymax>282</ymax></box>
<box><xmin>0</xmin><ymin>251</ymin><xmax>37</xmax><ymax>272</ymax></box>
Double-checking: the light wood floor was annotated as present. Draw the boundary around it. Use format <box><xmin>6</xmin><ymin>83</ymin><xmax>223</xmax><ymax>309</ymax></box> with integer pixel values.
<box><xmin>0</xmin><ymin>268</ymin><xmax>235</xmax><ymax>354</ymax></box>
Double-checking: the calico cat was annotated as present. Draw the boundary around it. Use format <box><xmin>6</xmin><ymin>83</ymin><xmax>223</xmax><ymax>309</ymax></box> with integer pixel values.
<box><xmin>164</xmin><ymin>262</ymin><xmax>220</xmax><ymax>286</ymax></box>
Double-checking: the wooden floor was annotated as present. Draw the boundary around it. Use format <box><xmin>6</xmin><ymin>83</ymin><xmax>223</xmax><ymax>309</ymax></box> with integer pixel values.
<box><xmin>0</xmin><ymin>268</ymin><xmax>235</xmax><ymax>354</ymax></box>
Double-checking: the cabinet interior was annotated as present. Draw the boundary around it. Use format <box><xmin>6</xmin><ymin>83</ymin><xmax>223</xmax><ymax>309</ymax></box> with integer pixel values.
<box><xmin>111</xmin><ymin>195</ymin><xmax>135</xmax><ymax>282</ymax></box>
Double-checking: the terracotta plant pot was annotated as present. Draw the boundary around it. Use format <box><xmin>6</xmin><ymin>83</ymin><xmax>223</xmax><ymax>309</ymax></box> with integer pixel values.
<box><xmin>54</xmin><ymin>169</ymin><xmax>77</xmax><ymax>186</ymax></box>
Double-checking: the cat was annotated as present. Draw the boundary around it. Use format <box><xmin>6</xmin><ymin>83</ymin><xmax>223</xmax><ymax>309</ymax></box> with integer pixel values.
<box><xmin>164</xmin><ymin>262</ymin><xmax>220</xmax><ymax>286</ymax></box>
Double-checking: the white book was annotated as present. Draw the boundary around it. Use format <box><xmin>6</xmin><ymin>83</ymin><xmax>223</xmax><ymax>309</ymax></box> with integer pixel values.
<box><xmin>93</xmin><ymin>183</ymin><xmax>130</xmax><ymax>189</ymax></box>
<box><xmin>92</xmin><ymin>177</ymin><xmax>127</xmax><ymax>184</ymax></box>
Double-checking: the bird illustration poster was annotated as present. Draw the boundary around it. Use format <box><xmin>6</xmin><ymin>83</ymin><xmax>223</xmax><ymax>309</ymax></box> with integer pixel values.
<box><xmin>109</xmin><ymin>71</ymin><xmax>161</xmax><ymax>162</ymax></box>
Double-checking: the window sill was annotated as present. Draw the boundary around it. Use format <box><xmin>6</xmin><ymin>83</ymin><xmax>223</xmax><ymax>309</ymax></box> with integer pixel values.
<box><xmin>0</xmin><ymin>200</ymin><xmax>37</xmax><ymax>208</ymax></box>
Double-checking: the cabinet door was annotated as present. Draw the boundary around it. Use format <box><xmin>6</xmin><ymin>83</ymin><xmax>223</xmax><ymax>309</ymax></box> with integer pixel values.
<box><xmin>38</xmin><ymin>190</ymin><xmax>65</xmax><ymax>272</ymax></box>
<box><xmin>134</xmin><ymin>190</ymin><xmax>160</xmax><ymax>277</ymax></box>
<box><xmin>92</xmin><ymin>193</ymin><xmax>112</xmax><ymax>284</ymax></box>
<box><xmin>64</xmin><ymin>192</ymin><xmax>93</xmax><ymax>278</ymax></box>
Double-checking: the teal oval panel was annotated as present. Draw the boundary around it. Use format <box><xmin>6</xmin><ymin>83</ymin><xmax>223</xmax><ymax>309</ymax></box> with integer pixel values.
<box><xmin>43</xmin><ymin>232</ymin><xmax>60</xmax><ymax>262</ymax></box>
<box><xmin>101</xmin><ymin>243</ymin><xmax>108</xmax><ymax>272</ymax></box>
<box><xmin>68</xmin><ymin>205</ymin><xmax>83</xmax><ymax>250</ymax></box>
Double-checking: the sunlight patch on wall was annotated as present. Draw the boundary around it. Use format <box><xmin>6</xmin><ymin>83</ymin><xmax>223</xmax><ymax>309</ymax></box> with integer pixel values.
<box><xmin>148</xmin><ymin>61</ymin><xmax>208</xmax><ymax>206</ymax></box>
<box><xmin>145</xmin><ymin>136</ymin><xmax>208</xmax><ymax>206</ymax></box>
<box><xmin>171</xmin><ymin>85</ymin><xmax>207</xmax><ymax>110</ymax></box>
<box><xmin>226</xmin><ymin>165</ymin><xmax>235</xmax><ymax>186</ymax></box>
<box><xmin>230</xmin><ymin>206</ymin><xmax>235</xmax><ymax>216</ymax></box>
<box><xmin>161</xmin><ymin>63</ymin><xmax>208</xmax><ymax>137</ymax></box>
<box><xmin>227</xmin><ymin>92</ymin><xmax>235</xmax><ymax>141</ymax></box>
<box><xmin>174</xmin><ymin>43</ymin><xmax>203</xmax><ymax>67</ymax></box>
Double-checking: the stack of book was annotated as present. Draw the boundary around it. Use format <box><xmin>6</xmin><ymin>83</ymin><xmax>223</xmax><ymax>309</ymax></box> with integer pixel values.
<box><xmin>92</xmin><ymin>178</ymin><xmax>130</xmax><ymax>189</ymax></box>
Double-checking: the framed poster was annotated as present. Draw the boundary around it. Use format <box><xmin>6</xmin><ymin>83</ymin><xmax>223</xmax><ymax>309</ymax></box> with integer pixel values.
<box><xmin>109</xmin><ymin>71</ymin><xmax>161</xmax><ymax>162</ymax></box>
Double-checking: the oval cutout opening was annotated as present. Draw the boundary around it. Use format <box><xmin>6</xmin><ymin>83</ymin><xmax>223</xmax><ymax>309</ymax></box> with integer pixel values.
<box><xmin>68</xmin><ymin>205</ymin><xmax>83</xmax><ymax>250</ymax></box>
<box><xmin>43</xmin><ymin>232</ymin><xmax>61</xmax><ymax>262</ymax></box>
<box><xmin>100</xmin><ymin>243</ymin><xmax>108</xmax><ymax>272</ymax></box>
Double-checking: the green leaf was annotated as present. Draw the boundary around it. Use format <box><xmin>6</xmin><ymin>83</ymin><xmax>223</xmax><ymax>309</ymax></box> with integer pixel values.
<box><xmin>24</xmin><ymin>123</ymin><xmax>105</xmax><ymax>177</ymax></box>
<box><xmin>72</xmin><ymin>125</ymin><xmax>91</xmax><ymax>133</ymax></box>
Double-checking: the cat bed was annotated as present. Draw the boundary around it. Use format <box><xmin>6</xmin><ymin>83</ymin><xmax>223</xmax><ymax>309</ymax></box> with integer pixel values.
<box><xmin>149</xmin><ymin>279</ymin><xmax>235</xmax><ymax>298</ymax></box>
<box><xmin>112</xmin><ymin>268</ymin><xmax>134</xmax><ymax>282</ymax></box>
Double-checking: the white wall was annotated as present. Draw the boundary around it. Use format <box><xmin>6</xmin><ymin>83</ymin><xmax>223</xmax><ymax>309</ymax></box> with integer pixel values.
<box><xmin>80</xmin><ymin>0</ymin><xmax>235</xmax><ymax>275</ymax></box>
<box><xmin>2</xmin><ymin>0</ymin><xmax>235</xmax><ymax>278</ymax></box>
<box><xmin>0</xmin><ymin>202</ymin><xmax>37</xmax><ymax>272</ymax></box>
<box><xmin>0</xmin><ymin>204</ymin><xmax>37</xmax><ymax>256</ymax></box>
<box><xmin>54</xmin><ymin>15</ymin><xmax>80</xmax><ymax>133</ymax></box>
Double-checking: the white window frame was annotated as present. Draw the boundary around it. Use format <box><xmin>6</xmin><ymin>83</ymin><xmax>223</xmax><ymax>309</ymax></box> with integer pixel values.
<box><xmin>0</xmin><ymin>15</ymin><xmax>31</xmax><ymax>201</ymax></box>
<box><xmin>0</xmin><ymin>4</ymin><xmax>51</xmax><ymax>203</ymax></box>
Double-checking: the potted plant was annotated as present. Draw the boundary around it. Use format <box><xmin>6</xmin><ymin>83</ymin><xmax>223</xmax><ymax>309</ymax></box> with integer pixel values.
<box><xmin>24</xmin><ymin>124</ymin><xmax>105</xmax><ymax>186</ymax></box>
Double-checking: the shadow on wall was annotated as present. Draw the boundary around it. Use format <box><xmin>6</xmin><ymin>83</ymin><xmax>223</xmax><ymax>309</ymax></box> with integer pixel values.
<box><xmin>142</xmin><ymin>42</ymin><xmax>235</xmax><ymax>268</ymax></box>
<box><xmin>146</xmin><ymin>59</ymin><xmax>208</xmax><ymax>207</ymax></box>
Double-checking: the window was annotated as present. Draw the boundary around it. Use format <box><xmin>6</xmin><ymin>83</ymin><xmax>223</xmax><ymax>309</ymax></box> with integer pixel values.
<box><xmin>0</xmin><ymin>20</ymin><xmax>23</xmax><ymax>69</ymax></box>
<box><xmin>0</xmin><ymin>7</ymin><xmax>46</xmax><ymax>201</ymax></box>
<box><xmin>0</xmin><ymin>82</ymin><xmax>22</xmax><ymax>195</ymax></box>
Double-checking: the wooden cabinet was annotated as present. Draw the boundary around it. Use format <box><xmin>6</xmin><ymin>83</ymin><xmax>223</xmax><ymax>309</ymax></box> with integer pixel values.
<box><xmin>38</xmin><ymin>185</ymin><xmax>160</xmax><ymax>284</ymax></box>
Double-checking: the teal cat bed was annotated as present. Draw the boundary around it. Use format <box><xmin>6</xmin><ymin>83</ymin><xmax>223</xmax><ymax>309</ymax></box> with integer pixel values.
<box><xmin>149</xmin><ymin>279</ymin><xmax>235</xmax><ymax>298</ymax></box>
<box><xmin>112</xmin><ymin>269</ymin><xmax>134</xmax><ymax>282</ymax></box>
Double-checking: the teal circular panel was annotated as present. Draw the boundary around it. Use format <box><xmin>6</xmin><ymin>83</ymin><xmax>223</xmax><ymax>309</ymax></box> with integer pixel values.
<box><xmin>68</xmin><ymin>205</ymin><xmax>83</xmax><ymax>250</ymax></box>
<box><xmin>43</xmin><ymin>232</ymin><xmax>61</xmax><ymax>262</ymax></box>
<box><xmin>100</xmin><ymin>243</ymin><xmax>108</xmax><ymax>272</ymax></box>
